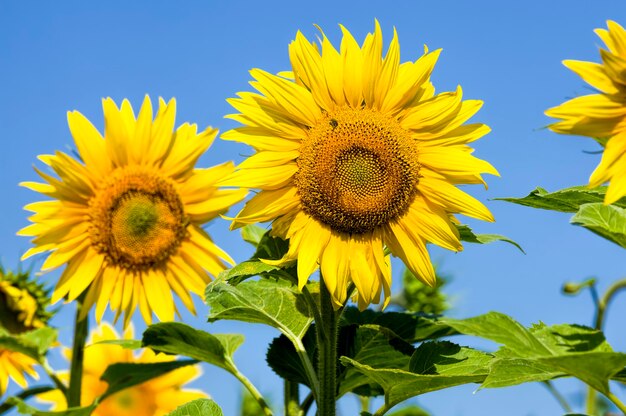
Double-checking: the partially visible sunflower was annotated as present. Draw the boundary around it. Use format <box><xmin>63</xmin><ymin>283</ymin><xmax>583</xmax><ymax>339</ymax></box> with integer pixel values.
<box><xmin>0</xmin><ymin>267</ymin><xmax>52</xmax><ymax>395</ymax></box>
<box><xmin>221</xmin><ymin>22</ymin><xmax>498</xmax><ymax>309</ymax></box>
<box><xmin>546</xmin><ymin>20</ymin><xmax>626</xmax><ymax>204</ymax></box>
<box><xmin>38</xmin><ymin>323</ymin><xmax>204</xmax><ymax>416</ymax></box>
<box><xmin>19</xmin><ymin>96</ymin><xmax>247</xmax><ymax>326</ymax></box>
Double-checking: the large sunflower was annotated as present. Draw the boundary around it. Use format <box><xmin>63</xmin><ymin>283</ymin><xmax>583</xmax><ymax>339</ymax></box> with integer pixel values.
<box><xmin>546</xmin><ymin>20</ymin><xmax>626</xmax><ymax>204</ymax></box>
<box><xmin>19</xmin><ymin>96</ymin><xmax>247</xmax><ymax>326</ymax></box>
<box><xmin>221</xmin><ymin>22</ymin><xmax>498</xmax><ymax>309</ymax></box>
<box><xmin>0</xmin><ymin>268</ymin><xmax>51</xmax><ymax>395</ymax></box>
<box><xmin>38</xmin><ymin>323</ymin><xmax>204</xmax><ymax>416</ymax></box>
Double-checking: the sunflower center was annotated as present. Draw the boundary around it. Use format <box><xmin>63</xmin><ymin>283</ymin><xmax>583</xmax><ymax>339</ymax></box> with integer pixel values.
<box><xmin>89</xmin><ymin>166</ymin><xmax>188</xmax><ymax>271</ymax></box>
<box><xmin>295</xmin><ymin>107</ymin><xmax>420</xmax><ymax>234</ymax></box>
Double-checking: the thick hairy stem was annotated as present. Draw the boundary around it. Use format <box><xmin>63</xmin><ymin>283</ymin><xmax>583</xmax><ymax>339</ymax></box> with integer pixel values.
<box><xmin>316</xmin><ymin>278</ymin><xmax>338</xmax><ymax>416</ymax></box>
<box><xmin>67</xmin><ymin>293</ymin><xmax>89</xmax><ymax>407</ymax></box>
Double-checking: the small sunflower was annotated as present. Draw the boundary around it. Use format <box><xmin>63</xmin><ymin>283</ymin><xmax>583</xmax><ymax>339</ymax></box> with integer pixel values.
<box><xmin>546</xmin><ymin>20</ymin><xmax>626</xmax><ymax>204</ymax></box>
<box><xmin>19</xmin><ymin>96</ymin><xmax>247</xmax><ymax>326</ymax></box>
<box><xmin>0</xmin><ymin>267</ymin><xmax>51</xmax><ymax>396</ymax></box>
<box><xmin>222</xmin><ymin>22</ymin><xmax>497</xmax><ymax>309</ymax></box>
<box><xmin>38</xmin><ymin>323</ymin><xmax>205</xmax><ymax>416</ymax></box>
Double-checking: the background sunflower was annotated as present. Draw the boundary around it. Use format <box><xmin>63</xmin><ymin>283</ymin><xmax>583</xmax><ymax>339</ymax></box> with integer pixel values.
<box><xmin>19</xmin><ymin>96</ymin><xmax>246</xmax><ymax>327</ymax></box>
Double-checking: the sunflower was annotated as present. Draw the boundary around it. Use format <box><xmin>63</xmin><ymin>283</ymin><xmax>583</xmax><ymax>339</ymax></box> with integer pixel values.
<box><xmin>38</xmin><ymin>323</ymin><xmax>205</xmax><ymax>416</ymax></box>
<box><xmin>0</xmin><ymin>267</ymin><xmax>51</xmax><ymax>395</ymax></box>
<box><xmin>19</xmin><ymin>96</ymin><xmax>247</xmax><ymax>326</ymax></box>
<box><xmin>546</xmin><ymin>20</ymin><xmax>626</xmax><ymax>204</ymax></box>
<box><xmin>221</xmin><ymin>22</ymin><xmax>497</xmax><ymax>309</ymax></box>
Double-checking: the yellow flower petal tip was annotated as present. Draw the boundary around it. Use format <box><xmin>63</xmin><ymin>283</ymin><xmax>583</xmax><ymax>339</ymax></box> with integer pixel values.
<box><xmin>223</xmin><ymin>22</ymin><xmax>496</xmax><ymax>309</ymax></box>
<box><xmin>20</xmin><ymin>96</ymin><xmax>245</xmax><ymax>326</ymax></box>
<box><xmin>547</xmin><ymin>21</ymin><xmax>626</xmax><ymax>204</ymax></box>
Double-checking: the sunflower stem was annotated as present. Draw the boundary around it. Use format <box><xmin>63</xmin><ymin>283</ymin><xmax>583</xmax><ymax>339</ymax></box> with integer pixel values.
<box><xmin>300</xmin><ymin>392</ymin><xmax>314</xmax><ymax>416</ymax></box>
<box><xmin>67</xmin><ymin>292</ymin><xmax>89</xmax><ymax>407</ymax></box>
<box><xmin>542</xmin><ymin>381</ymin><xmax>571</xmax><ymax>413</ymax></box>
<box><xmin>316</xmin><ymin>278</ymin><xmax>337</xmax><ymax>416</ymax></box>
<box><xmin>42</xmin><ymin>360</ymin><xmax>68</xmax><ymax>397</ymax></box>
<box><xmin>284</xmin><ymin>380</ymin><xmax>300</xmax><ymax>416</ymax></box>
<box><xmin>227</xmin><ymin>358</ymin><xmax>273</xmax><ymax>416</ymax></box>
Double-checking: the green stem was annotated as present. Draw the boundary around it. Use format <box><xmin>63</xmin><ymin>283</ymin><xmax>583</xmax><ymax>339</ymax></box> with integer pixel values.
<box><xmin>593</xmin><ymin>278</ymin><xmax>626</xmax><ymax>330</ymax></box>
<box><xmin>228</xmin><ymin>358</ymin><xmax>273</xmax><ymax>416</ymax></box>
<box><xmin>42</xmin><ymin>360</ymin><xmax>68</xmax><ymax>397</ymax></box>
<box><xmin>359</xmin><ymin>395</ymin><xmax>371</xmax><ymax>413</ymax></box>
<box><xmin>284</xmin><ymin>380</ymin><xmax>300</xmax><ymax>416</ymax></box>
<box><xmin>587</xmin><ymin>278</ymin><xmax>626</xmax><ymax>415</ymax></box>
<box><xmin>372</xmin><ymin>402</ymin><xmax>392</xmax><ymax>416</ymax></box>
<box><xmin>316</xmin><ymin>278</ymin><xmax>338</xmax><ymax>416</ymax></box>
<box><xmin>542</xmin><ymin>381</ymin><xmax>572</xmax><ymax>413</ymax></box>
<box><xmin>0</xmin><ymin>386</ymin><xmax>55</xmax><ymax>415</ymax></box>
<box><xmin>67</xmin><ymin>293</ymin><xmax>89</xmax><ymax>407</ymax></box>
<box><xmin>606</xmin><ymin>391</ymin><xmax>626</xmax><ymax>415</ymax></box>
<box><xmin>300</xmin><ymin>392</ymin><xmax>314</xmax><ymax>416</ymax></box>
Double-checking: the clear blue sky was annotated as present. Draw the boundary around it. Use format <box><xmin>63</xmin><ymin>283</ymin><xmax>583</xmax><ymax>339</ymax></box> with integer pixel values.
<box><xmin>2</xmin><ymin>1</ymin><xmax>626</xmax><ymax>415</ymax></box>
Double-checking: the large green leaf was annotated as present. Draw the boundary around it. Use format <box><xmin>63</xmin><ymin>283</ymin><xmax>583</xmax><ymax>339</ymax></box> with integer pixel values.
<box><xmin>206</xmin><ymin>278</ymin><xmax>314</xmax><ymax>341</ymax></box>
<box><xmin>142</xmin><ymin>322</ymin><xmax>243</xmax><ymax>373</ymax></box>
<box><xmin>571</xmin><ymin>203</ymin><xmax>626</xmax><ymax>248</ymax></box>
<box><xmin>340</xmin><ymin>307</ymin><xmax>457</xmax><ymax>343</ymax></box>
<box><xmin>439</xmin><ymin>313</ymin><xmax>626</xmax><ymax>395</ymax></box>
<box><xmin>165</xmin><ymin>398</ymin><xmax>223</xmax><ymax>416</ymax></box>
<box><xmin>0</xmin><ymin>327</ymin><xmax>58</xmax><ymax>362</ymax></box>
<box><xmin>498</xmin><ymin>186</ymin><xmax>625</xmax><ymax>212</ymax></box>
<box><xmin>439</xmin><ymin>312</ymin><xmax>550</xmax><ymax>356</ymax></box>
<box><xmin>339</xmin><ymin>325</ymin><xmax>415</xmax><ymax>396</ymax></box>
<box><xmin>218</xmin><ymin>230</ymin><xmax>295</xmax><ymax>285</ymax></box>
<box><xmin>341</xmin><ymin>341</ymin><xmax>491</xmax><ymax>409</ymax></box>
<box><xmin>100</xmin><ymin>359</ymin><xmax>199</xmax><ymax>400</ymax></box>
<box><xmin>456</xmin><ymin>225</ymin><xmax>524</xmax><ymax>253</ymax></box>
<box><xmin>266</xmin><ymin>329</ymin><xmax>317</xmax><ymax>388</ymax></box>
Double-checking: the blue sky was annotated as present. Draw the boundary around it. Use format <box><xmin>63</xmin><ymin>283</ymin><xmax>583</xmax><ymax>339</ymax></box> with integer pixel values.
<box><xmin>2</xmin><ymin>1</ymin><xmax>626</xmax><ymax>415</ymax></box>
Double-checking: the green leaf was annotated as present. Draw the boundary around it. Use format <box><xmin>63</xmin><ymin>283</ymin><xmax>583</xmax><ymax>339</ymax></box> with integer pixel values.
<box><xmin>571</xmin><ymin>203</ymin><xmax>626</xmax><ymax>248</ymax></box>
<box><xmin>206</xmin><ymin>278</ymin><xmax>314</xmax><ymax>341</ymax></box>
<box><xmin>439</xmin><ymin>312</ymin><xmax>551</xmax><ymax>356</ymax></box>
<box><xmin>100</xmin><ymin>359</ymin><xmax>198</xmax><ymax>400</ymax></box>
<box><xmin>456</xmin><ymin>224</ymin><xmax>524</xmax><ymax>253</ymax></box>
<box><xmin>386</xmin><ymin>406</ymin><xmax>430</xmax><ymax>416</ymax></box>
<box><xmin>6</xmin><ymin>397</ymin><xmax>95</xmax><ymax>416</ymax></box>
<box><xmin>479</xmin><ymin>358</ymin><xmax>562</xmax><ymax>388</ymax></box>
<box><xmin>440</xmin><ymin>313</ymin><xmax>626</xmax><ymax>395</ymax></box>
<box><xmin>0</xmin><ymin>386</ymin><xmax>55</xmax><ymax>415</ymax></box>
<box><xmin>252</xmin><ymin>230</ymin><xmax>290</xmax><ymax>260</ymax></box>
<box><xmin>218</xmin><ymin>231</ymin><xmax>295</xmax><ymax>285</ymax></box>
<box><xmin>341</xmin><ymin>341</ymin><xmax>491</xmax><ymax>409</ymax></box>
<box><xmin>241</xmin><ymin>224</ymin><xmax>268</xmax><ymax>247</ymax></box>
<box><xmin>338</xmin><ymin>325</ymin><xmax>415</xmax><ymax>397</ymax></box>
<box><xmin>498</xmin><ymin>186</ymin><xmax>622</xmax><ymax>212</ymax></box>
<box><xmin>90</xmin><ymin>339</ymin><xmax>142</xmax><ymax>350</ymax></box>
<box><xmin>266</xmin><ymin>330</ymin><xmax>317</xmax><ymax>388</ymax></box>
<box><xmin>0</xmin><ymin>327</ymin><xmax>58</xmax><ymax>362</ymax></box>
<box><xmin>217</xmin><ymin>260</ymin><xmax>286</xmax><ymax>285</ymax></box>
<box><xmin>142</xmin><ymin>322</ymin><xmax>243</xmax><ymax>373</ymax></box>
<box><xmin>165</xmin><ymin>398</ymin><xmax>224</xmax><ymax>416</ymax></box>
<box><xmin>340</xmin><ymin>307</ymin><xmax>457</xmax><ymax>344</ymax></box>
